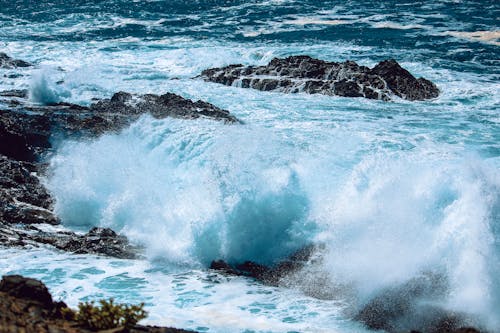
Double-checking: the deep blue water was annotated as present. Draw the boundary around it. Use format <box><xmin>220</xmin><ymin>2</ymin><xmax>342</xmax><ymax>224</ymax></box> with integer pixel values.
<box><xmin>0</xmin><ymin>1</ymin><xmax>499</xmax><ymax>332</ymax></box>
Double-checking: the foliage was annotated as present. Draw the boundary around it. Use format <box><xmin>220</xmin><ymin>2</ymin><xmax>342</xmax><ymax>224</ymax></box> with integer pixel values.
<box><xmin>74</xmin><ymin>298</ymin><xmax>147</xmax><ymax>331</ymax></box>
<box><xmin>60</xmin><ymin>306</ymin><xmax>76</xmax><ymax>321</ymax></box>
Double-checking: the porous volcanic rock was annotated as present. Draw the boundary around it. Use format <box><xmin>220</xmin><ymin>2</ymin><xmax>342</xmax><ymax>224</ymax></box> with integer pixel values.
<box><xmin>200</xmin><ymin>56</ymin><xmax>439</xmax><ymax>101</ymax></box>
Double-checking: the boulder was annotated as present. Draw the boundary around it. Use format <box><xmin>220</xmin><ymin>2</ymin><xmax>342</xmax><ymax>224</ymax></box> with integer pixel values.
<box><xmin>0</xmin><ymin>53</ymin><xmax>32</xmax><ymax>68</ymax></box>
<box><xmin>0</xmin><ymin>223</ymin><xmax>140</xmax><ymax>259</ymax></box>
<box><xmin>200</xmin><ymin>56</ymin><xmax>439</xmax><ymax>101</ymax></box>
<box><xmin>210</xmin><ymin>245</ymin><xmax>317</xmax><ymax>285</ymax></box>
<box><xmin>354</xmin><ymin>272</ymin><xmax>484</xmax><ymax>333</ymax></box>
<box><xmin>0</xmin><ymin>275</ymin><xmax>53</xmax><ymax>309</ymax></box>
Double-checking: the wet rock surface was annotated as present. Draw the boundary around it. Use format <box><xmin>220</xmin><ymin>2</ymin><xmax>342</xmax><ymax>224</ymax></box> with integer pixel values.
<box><xmin>92</xmin><ymin>91</ymin><xmax>240</xmax><ymax>124</ymax></box>
<box><xmin>200</xmin><ymin>56</ymin><xmax>439</xmax><ymax>101</ymax></box>
<box><xmin>354</xmin><ymin>273</ymin><xmax>485</xmax><ymax>333</ymax></box>
<box><xmin>0</xmin><ymin>53</ymin><xmax>32</xmax><ymax>69</ymax></box>
<box><xmin>211</xmin><ymin>252</ymin><xmax>485</xmax><ymax>333</ymax></box>
<box><xmin>0</xmin><ymin>275</ymin><xmax>196</xmax><ymax>333</ymax></box>
<box><xmin>210</xmin><ymin>245</ymin><xmax>318</xmax><ymax>286</ymax></box>
<box><xmin>0</xmin><ymin>222</ymin><xmax>139</xmax><ymax>259</ymax></box>
<box><xmin>0</xmin><ymin>91</ymin><xmax>239</xmax><ymax>257</ymax></box>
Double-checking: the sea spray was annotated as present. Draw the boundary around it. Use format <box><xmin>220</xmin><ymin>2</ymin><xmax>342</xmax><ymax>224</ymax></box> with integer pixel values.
<box><xmin>47</xmin><ymin>116</ymin><xmax>315</xmax><ymax>266</ymax></box>
<box><xmin>29</xmin><ymin>66</ymin><xmax>70</xmax><ymax>104</ymax></box>
<box><xmin>3</xmin><ymin>0</ymin><xmax>498</xmax><ymax>331</ymax></box>
<box><xmin>46</xmin><ymin>112</ymin><xmax>500</xmax><ymax>331</ymax></box>
<box><xmin>313</xmin><ymin>153</ymin><xmax>500</xmax><ymax>330</ymax></box>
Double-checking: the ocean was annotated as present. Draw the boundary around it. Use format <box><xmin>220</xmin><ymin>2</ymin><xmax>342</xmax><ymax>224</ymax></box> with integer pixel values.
<box><xmin>0</xmin><ymin>1</ymin><xmax>499</xmax><ymax>332</ymax></box>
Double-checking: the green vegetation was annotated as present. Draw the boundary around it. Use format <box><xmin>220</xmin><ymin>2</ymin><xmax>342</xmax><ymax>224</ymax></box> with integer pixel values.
<box><xmin>64</xmin><ymin>298</ymin><xmax>147</xmax><ymax>331</ymax></box>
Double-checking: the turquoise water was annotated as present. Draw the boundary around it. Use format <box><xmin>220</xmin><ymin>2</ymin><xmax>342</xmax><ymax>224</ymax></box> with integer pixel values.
<box><xmin>0</xmin><ymin>1</ymin><xmax>499</xmax><ymax>332</ymax></box>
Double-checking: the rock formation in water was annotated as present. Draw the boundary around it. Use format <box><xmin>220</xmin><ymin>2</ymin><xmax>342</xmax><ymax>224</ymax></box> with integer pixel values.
<box><xmin>210</xmin><ymin>245</ymin><xmax>319</xmax><ymax>286</ymax></box>
<box><xmin>0</xmin><ymin>91</ymin><xmax>239</xmax><ymax>256</ymax></box>
<box><xmin>0</xmin><ymin>275</ymin><xmax>196</xmax><ymax>333</ymax></box>
<box><xmin>200</xmin><ymin>56</ymin><xmax>439</xmax><ymax>101</ymax></box>
<box><xmin>354</xmin><ymin>272</ymin><xmax>484</xmax><ymax>333</ymax></box>
<box><xmin>211</xmin><ymin>253</ymin><xmax>484</xmax><ymax>333</ymax></box>
<box><xmin>0</xmin><ymin>53</ymin><xmax>32</xmax><ymax>69</ymax></box>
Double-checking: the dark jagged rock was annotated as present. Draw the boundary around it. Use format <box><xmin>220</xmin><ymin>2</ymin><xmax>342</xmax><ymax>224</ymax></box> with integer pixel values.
<box><xmin>0</xmin><ymin>91</ymin><xmax>239</xmax><ymax>257</ymax></box>
<box><xmin>0</xmin><ymin>155</ymin><xmax>58</xmax><ymax>225</ymax></box>
<box><xmin>211</xmin><ymin>252</ymin><xmax>485</xmax><ymax>333</ymax></box>
<box><xmin>0</xmin><ymin>275</ymin><xmax>54</xmax><ymax>309</ymax></box>
<box><xmin>371</xmin><ymin>59</ymin><xmax>439</xmax><ymax>101</ymax></box>
<box><xmin>0</xmin><ymin>52</ymin><xmax>32</xmax><ymax>68</ymax></box>
<box><xmin>210</xmin><ymin>245</ymin><xmax>318</xmax><ymax>285</ymax></box>
<box><xmin>0</xmin><ymin>89</ymin><xmax>28</xmax><ymax>98</ymax></box>
<box><xmin>0</xmin><ymin>275</ymin><xmax>196</xmax><ymax>333</ymax></box>
<box><xmin>355</xmin><ymin>272</ymin><xmax>484</xmax><ymax>333</ymax></box>
<box><xmin>55</xmin><ymin>227</ymin><xmax>138</xmax><ymax>259</ymax></box>
<box><xmin>200</xmin><ymin>56</ymin><xmax>439</xmax><ymax>101</ymax></box>
<box><xmin>0</xmin><ymin>91</ymin><xmax>239</xmax><ymax>163</ymax></box>
<box><xmin>0</xmin><ymin>222</ymin><xmax>139</xmax><ymax>259</ymax></box>
<box><xmin>91</xmin><ymin>91</ymin><xmax>240</xmax><ymax>124</ymax></box>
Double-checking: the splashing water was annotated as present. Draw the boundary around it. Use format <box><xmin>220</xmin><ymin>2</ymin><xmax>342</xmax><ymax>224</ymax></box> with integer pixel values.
<box><xmin>1</xmin><ymin>0</ymin><xmax>499</xmax><ymax>332</ymax></box>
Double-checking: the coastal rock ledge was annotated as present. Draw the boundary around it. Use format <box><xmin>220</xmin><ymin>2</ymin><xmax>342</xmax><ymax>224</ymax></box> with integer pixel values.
<box><xmin>0</xmin><ymin>91</ymin><xmax>239</xmax><ymax>257</ymax></box>
<box><xmin>200</xmin><ymin>56</ymin><xmax>439</xmax><ymax>101</ymax></box>
<box><xmin>0</xmin><ymin>275</ymin><xmax>195</xmax><ymax>333</ymax></box>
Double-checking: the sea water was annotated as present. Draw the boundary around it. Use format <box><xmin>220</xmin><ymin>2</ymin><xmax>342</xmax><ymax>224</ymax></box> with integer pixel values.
<box><xmin>0</xmin><ymin>1</ymin><xmax>499</xmax><ymax>332</ymax></box>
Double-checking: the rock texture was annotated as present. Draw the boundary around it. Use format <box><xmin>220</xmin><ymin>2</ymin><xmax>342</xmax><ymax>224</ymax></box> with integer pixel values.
<box><xmin>0</xmin><ymin>224</ymin><xmax>138</xmax><ymax>259</ymax></box>
<box><xmin>0</xmin><ymin>91</ymin><xmax>239</xmax><ymax>256</ymax></box>
<box><xmin>0</xmin><ymin>53</ymin><xmax>32</xmax><ymax>69</ymax></box>
<box><xmin>0</xmin><ymin>275</ymin><xmax>195</xmax><ymax>333</ymax></box>
<box><xmin>355</xmin><ymin>273</ymin><xmax>484</xmax><ymax>333</ymax></box>
<box><xmin>211</xmin><ymin>253</ymin><xmax>485</xmax><ymax>333</ymax></box>
<box><xmin>210</xmin><ymin>245</ymin><xmax>318</xmax><ymax>286</ymax></box>
<box><xmin>200</xmin><ymin>56</ymin><xmax>439</xmax><ymax>101</ymax></box>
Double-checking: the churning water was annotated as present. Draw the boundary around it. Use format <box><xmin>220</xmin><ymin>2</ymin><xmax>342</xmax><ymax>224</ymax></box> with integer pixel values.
<box><xmin>1</xmin><ymin>1</ymin><xmax>499</xmax><ymax>332</ymax></box>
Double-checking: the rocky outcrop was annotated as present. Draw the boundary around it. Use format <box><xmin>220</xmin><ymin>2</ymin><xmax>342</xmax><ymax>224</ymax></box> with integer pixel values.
<box><xmin>0</xmin><ymin>53</ymin><xmax>32</xmax><ymax>69</ymax></box>
<box><xmin>0</xmin><ymin>91</ymin><xmax>238</xmax><ymax>160</ymax></box>
<box><xmin>200</xmin><ymin>56</ymin><xmax>439</xmax><ymax>101</ymax></box>
<box><xmin>0</xmin><ymin>224</ymin><xmax>138</xmax><ymax>259</ymax></box>
<box><xmin>0</xmin><ymin>91</ymin><xmax>239</xmax><ymax>256</ymax></box>
<box><xmin>0</xmin><ymin>275</ymin><xmax>195</xmax><ymax>333</ymax></box>
<box><xmin>210</xmin><ymin>245</ymin><xmax>318</xmax><ymax>286</ymax></box>
<box><xmin>91</xmin><ymin>91</ymin><xmax>239</xmax><ymax>124</ymax></box>
<box><xmin>354</xmin><ymin>273</ymin><xmax>484</xmax><ymax>333</ymax></box>
<box><xmin>211</xmin><ymin>253</ymin><xmax>485</xmax><ymax>333</ymax></box>
<box><xmin>0</xmin><ymin>155</ymin><xmax>56</xmax><ymax>225</ymax></box>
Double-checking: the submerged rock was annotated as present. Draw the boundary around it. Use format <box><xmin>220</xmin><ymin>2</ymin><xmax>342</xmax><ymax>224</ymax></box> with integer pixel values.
<box><xmin>0</xmin><ymin>89</ymin><xmax>28</xmax><ymax>98</ymax></box>
<box><xmin>210</xmin><ymin>245</ymin><xmax>318</xmax><ymax>285</ymax></box>
<box><xmin>0</xmin><ymin>52</ymin><xmax>32</xmax><ymax>68</ymax></box>
<box><xmin>200</xmin><ymin>56</ymin><xmax>439</xmax><ymax>101</ymax></box>
<box><xmin>0</xmin><ymin>275</ymin><xmax>196</xmax><ymax>333</ymax></box>
<box><xmin>355</xmin><ymin>272</ymin><xmax>485</xmax><ymax>333</ymax></box>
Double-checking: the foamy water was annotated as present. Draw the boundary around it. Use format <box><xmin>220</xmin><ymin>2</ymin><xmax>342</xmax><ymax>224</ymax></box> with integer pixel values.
<box><xmin>1</xmin><ymin>0</ymin><xmax>499</xmax><ymax>332</ymax></box>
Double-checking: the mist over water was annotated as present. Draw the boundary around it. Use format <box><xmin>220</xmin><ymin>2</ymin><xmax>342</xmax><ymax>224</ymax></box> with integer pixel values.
<box><xmin>1</xmin><ymin>0</ymin><xmax>499</xmax><ymax>332</ymax></box>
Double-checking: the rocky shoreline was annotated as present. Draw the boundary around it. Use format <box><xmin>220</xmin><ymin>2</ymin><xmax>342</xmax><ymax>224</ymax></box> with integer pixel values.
<box><xmin>0</xmin><ymin>86</ymin><xmax>239</xmax><ymax>257</ymax></box>
<box><xmin>200</xmin><ymin>56</ymin><xmax>439</xmax><ymax>101</ymax></box>
<box><xmin>0</xmin><ymin>53</ymin><xmax>486</xmax><ymax>333</ymax></box>
<box><xmin>0</xmin><ymin>274</ymin><xmax>195</xmax><ymax>333</ymax></box>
